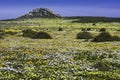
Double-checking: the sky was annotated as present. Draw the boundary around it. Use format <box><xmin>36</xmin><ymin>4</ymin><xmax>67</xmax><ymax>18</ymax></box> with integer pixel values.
<box><xmin>0</xmin><ymin>0</ymin><xmax>120</xmax><ymax>19</ymax></box>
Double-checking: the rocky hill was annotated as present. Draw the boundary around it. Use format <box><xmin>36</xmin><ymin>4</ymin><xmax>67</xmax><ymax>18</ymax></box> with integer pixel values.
<box><xmin>18</xmin><ymin>8</ymin><xmax>61</xmax><ymax>19</ymax></box>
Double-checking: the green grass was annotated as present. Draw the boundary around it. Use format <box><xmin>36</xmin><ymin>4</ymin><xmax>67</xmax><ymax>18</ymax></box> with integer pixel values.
<box><xmin>0</xmin><ymin>18</ymin><xmax>120</xmax><ymax>79</ymax></box>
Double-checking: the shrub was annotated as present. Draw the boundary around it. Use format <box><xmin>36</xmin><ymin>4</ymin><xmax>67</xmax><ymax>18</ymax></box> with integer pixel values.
<box><xmin>58</xmin><ymin>27</ymin><xmax>63</xmax><ymax>31</ymax></box>
<box><xmin>81</xmin><ymin>28</ymin><xmax>86</xmax><ymax>32</ymax></box>
<box><xmin>117</xmin><ymin>29</ymin><xmax>120</xmax><ymax>31</ymax></box>
<box><xmin>111</xmin><ymin>36</ymin><xmax>120</xmax><ymax>41</ymax></box>
<box><xmin>93</xmin><ymin>32</ymin><xmax>120</xmax><ymax>42</ymax></box>
<box><xmin>86</xmin><ymin>28</ymin><xmax>91</xmax><ymax>31</ymax></box>
<box><xmin>92</xmin><ymin>23</ymin><xmax>96</xmax><ymax>26</ymax></box>
<box><xmin>33</xmin><ymin>32</ymin><xmax>52</xmax><ymax>39</ymax></box>
<box><xmin>22</xmin><ymin>29</ymin><xmax>36</xmax><ymax>38</ymax></box>
<box><xmin>99</xmin><ymin>28</ymin><xmax>106</xmax><ymax>32</ymax></box>
<box><xmin>22</xmin><ymin>29</ymin><xmax>52</xmax><ymax>39</ymax></box>
<box><xmin>0</xmin><ymin>30</ymin><xmax>5</xmax><ymax>38</ymax></box>
<box><xmin>5</xmin><ymin>31</ymin><xmax>18</xmax><ymax>35</ymax></box>
<box><xmin>94</xmin><ymin>61</ymin><xmax>110</xmax><ymax>71</ymax></box>
<box><xmin>76</xmin><ymin>32</ymin><xmax>93</xmax><ymax>39</ymax></box>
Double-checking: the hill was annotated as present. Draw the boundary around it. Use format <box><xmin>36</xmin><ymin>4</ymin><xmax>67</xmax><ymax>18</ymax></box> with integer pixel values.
<box><xmin>64</xmin><ymin>16</ymin><xmax>120</xmax><ymax>23</ymax></box>
<box><xmin>18</xmin><ymin>8</ymin><xmax>61</xmax><ymax>19</ymax></box>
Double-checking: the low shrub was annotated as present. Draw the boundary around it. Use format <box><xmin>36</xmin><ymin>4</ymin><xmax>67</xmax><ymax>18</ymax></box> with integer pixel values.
<box><xmin>22</xmin><ymin>29</ymin><xmax>36</xmax><ymax>38</ymax></box>
<box><xmin>111</xmin><ymin>36</ymin><xmax>120</xmax><ymax>41</ymax></box>
<box><xmin>58</xmin><ymin>27</ymin><xmax>63</xmax><ymax>31</ymax></box>
<box><xmin>81</xmin><ymin>28</ymin><xmax>86</xmax><ymax>32</ymax></box>
<box><xmin>86</xmin><ymin>28</ymin><xmax>91</xmax><ymax>31</ymax></box>
<box><xmin>33</xmin><ymin>32</ymin><xmax>52</xmax><ymax>39</ymax></box>
<box><xmin>94</xmin><ymin>61</ymin><xmax>110</xmax><ymax>71</ymax></box>
<box><xmin>22</xmin><ymin>29</ymin><xmax>52</xmax><ymax>39</ymax></box>
<box><xmin>99</xmin><ymin>28</ymin><xmax>106</xmax><ymax>32</ymax></box>
<box><xmin>92</xmin><ymin>23</ymin><xmax>96</xmax><ymax>26</ymax></box>
<box><xmin>0</xmin><ymin>30</ymin><xmax>5</xmax><ymax>38</ymax></box>
<box><xmin>93</xmin><ymin>32</ymin><xmax>120</xmax><ymax>42</ymax></box>
<box><xmin>5</xmin><ymin>31</ymin><xmax>18</xmax><ymax>35</ymax></box>
<box><xmin>76</xmin><ymin>32</ymin><xmax>93</xmax><ymax>39</ymax></box>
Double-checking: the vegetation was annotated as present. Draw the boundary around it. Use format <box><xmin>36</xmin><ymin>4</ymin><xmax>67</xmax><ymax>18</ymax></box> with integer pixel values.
<box><xmin>58</xmin><ymin>27</ymin><xmax>63</xmax><ymax>31</ymax></box>
<box><xmin>22</xmin><ymin>29</ymin><xmax>52</xmax><ymax>39</ymax></box>
<box><xmin>68</xmin><ymin>16</ymin><xmax>120</xmax><ymax>23</ymax></box>
<box><xmin>99</xmin><ymin>28</ymin><xmax>106</xmax><ymax>32</ymax></box>
<box><xmin>76</xmin><ymin>31</ymin><xmax>93</xmax><ymax>39</ymax></box>
<box><xmin>0</xmin><ymin>17</ymin><xmax>120</xmax><ymax>79</ymax></box>
<box><xmin>0</xmin><ymin>29</ymin><xmax>5</xmax><ymax>38</ymax></box>
<box><xmin>93</xmin><ymin>32</ymin><xmax>120</xmax><ymax>42</ymax></box>
<box><xmin>32</xmin><ymin>31</ymin><xmax>52</xmax><ymax>39</ymax></box>
<box><xmin>22</xmin><ymin>29</ymin><xmax>36</xmax><ymax>38</ymax></box>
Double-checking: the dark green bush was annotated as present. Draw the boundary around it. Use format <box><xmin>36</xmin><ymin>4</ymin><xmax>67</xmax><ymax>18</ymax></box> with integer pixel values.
<box><xmin>86</xmin><ymin>28</ymin><xmax>91</xmax><ymax>31</ymax></box>
<box><xmin>76</xmin><ymin>32</ymin><xmax>93</xmax><ymax>39</ymax></box>
<box><xmin>92</xmin><ymin>23</ymin><xmax>96</xmax><ymax>26</ymax></box>
<box><xmin>22</xmin><ymin>29</ymin><xmax>52</xmax><ymax>39</ymax></box>
<box><xmin>94</xmin><ymin>61</ymin><xmax>110</xmax><ymax>71</ymax></box>
<box><xmin>0</xmin><ymin>30</ymin><xmax>5</xmax><ymax>38</ymax></box>
<box><xmin>117</xmin><ymin>29</ymin><xmax>120</xmax><ymax>31</ymax></box>
<box><xmin>58</xmin><ymin>27</ymin><xmax>63</xmax><ymax>31</ymax></box>
<box><xmin>33</xmin><ymin>32</ymin><xmax>52</xmax><ymax>39</ymax></box>
<box><xmin>93</xmin><ymin>32</ymin><xmax>111</xmax><ymax>42</ymax></box>
<box><xmin>93</xmin><ymin>32</ymin><xmax>120</xmax><ymax>42</ymax></box>
<box><xmin>111</xmin><ymin>36</ymin><xmax>120</xmax><ymax>41</ymax></box>
<box><xmin>5</xmin><ymin>31</ymin><xmax>18</xmax><ymax>35</ymax></box>
<box><xmin>99</xmin><ymin>28</ymin><xmax>106</xmax><ymax>32</ymax></box>
<box><xmin>81</xmin><ymin>28</ymin><xmax>86</xmax><ymax>32</ymax></box>
<box><xmin>22</xmin><ymin>29</ymin><xmax>36</xmax><ymax>38</ymax></box>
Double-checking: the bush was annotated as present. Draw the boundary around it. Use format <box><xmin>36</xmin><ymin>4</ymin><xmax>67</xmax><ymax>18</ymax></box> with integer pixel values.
<box><xmin>0</xmin><ymin>30</ymin><xmax>5</xmax><ymax>38</ymax></box>
<box><xmin>99</xmin><ymin>28</ymin><xmax>106</xmax><ymax>32</ymax></box>
<box><xmin>111</xmin><ymin>36</ymin><xmax>120</xmax><ymax>41</ymax></box>
<box><xmin>5</xmin><ymin>31</ymin><xmax>18</xmax><ymax>35</ymax></box>
<box><xmin>33</xmin><ymin>32</ymin><xmax>52</xmax><ymax>39</ymax></box>
<box><xmin>58</xmin><ymin>27</ymin><xmax>63</xmax><ymax>31</ymax></box>
<box><xmin>22</xmin><ymin>29</ymin><xmax>36</xmax><ymax>38</ymax></box>
<box><xmin>81</xmin><ymin>28</ymin><xmax>86</xmax><ymax>32</ymax></box>
<box><xmin>94</xmin><ymin>61</ymin><xmax>110</xmax><ymax>71</ymax></box>
<box><xmin>86</xmin><ymin>28</ymin><xmax>91</xmax><ymax>31</ymax></box>
<box><xmin>22</xmin><ymin>29</ymin><xmax>52</xmax><ymax>39</ymax></box>
<box><xmin>76</xmin><ymin>32</ymin><xmax>93</xmax><ymax>39</ymax></box>
<box><xmin>93</xmin><ymin>32</ymin><xmax>120</xmax><ymax>42</ymax></box>
<box><xmin>92</xmin><ymin>23</ymin><xmax>96</xmax><ymax>26</ymax></box>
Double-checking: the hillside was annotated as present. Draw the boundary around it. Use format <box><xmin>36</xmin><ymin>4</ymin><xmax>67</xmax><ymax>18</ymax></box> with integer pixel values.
<box><xmin>0</xmin><ymin>15</ymin><xmax>120</xmax><ymax>80</ymax></box>
<box><xmin>64</xmin><ymin>16</ymin><xmax>120</xmax><ymax>23</ymax></box>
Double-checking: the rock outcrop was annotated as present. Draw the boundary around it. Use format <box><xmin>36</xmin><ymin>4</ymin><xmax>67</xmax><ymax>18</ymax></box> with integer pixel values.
<box><xmin>19</xmin><ymin>8</ymin><xmax>61</xmax><ymax>19</ymax></box>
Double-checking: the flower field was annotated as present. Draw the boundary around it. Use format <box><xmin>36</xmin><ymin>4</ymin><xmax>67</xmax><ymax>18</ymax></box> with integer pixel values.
<box><xmin>0</xmin><ymin>18</ymin><xmax>120</xmax><ymax>79</ymax></box>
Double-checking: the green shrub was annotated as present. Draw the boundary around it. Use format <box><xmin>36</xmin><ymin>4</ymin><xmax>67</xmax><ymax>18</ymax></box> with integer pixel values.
<box><xmin>0</xmin><ymin>30</ymin><xmax>5</xmax><ymax>38</ymax></box>
<box><xmin>58</xmin><ymin>27</ymin><xmax>63</xmax><ymax>31</ymax></box>
<box><xmin>99</xmin><ymin>28</ymin><xmax>106</xmax><ymax>32</ymax></box>
<box><xmin>81</xmin><ymin>28</ymin><xmax>86</xmax><ymax>32</ymax></box>
<box><xmin>22</xmin><ymin>29</ymin><xmax>52</xmax><ymax>39</ymax></box>
<box><xmin>111</xmin><ymin>36</ymin><xmax>120</xmax><ymax>41</ymax></box>
<box><xmin>33</xmin><ymin>32</ymin><xmax>52</xmax><ymax>39</ymax></box>
<box><xmin>5</xmin><ymin>31</ymin><xmax>18</xmax><ymax>35</ymax></box>
<box><xmin>22</xmin><ymin>29</ymin><xmax>36</xmax><ymax>38</ymax></box>
<box><xmin>86</xmin><ymin>28</ymin><xmax>91</xmax><ymax>31</ymax></box>
<box><xmin>93</xmin><ymin>32</ymin><xmax>120</xmax><ymax>42</ymax></box>
<box><xmin>93</xmin><ymin>61</ymin><xmax>110</xmax><ymax>71</ymax></box>
<box><xmin>76</xmin><ymin>32</ymin><xmax>93</xmax><ymax>39</ymax></box>
<box><xmin>92</xmin><ymin>23</ymin><xmax>96</xmax><ymax>26</ymax></box>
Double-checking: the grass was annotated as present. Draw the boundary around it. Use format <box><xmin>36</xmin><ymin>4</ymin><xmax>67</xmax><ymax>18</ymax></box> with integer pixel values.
<box><xmin>0</xmin><ymin>18</ymin><xmax>120</xmax><ymax>79</ymax></box>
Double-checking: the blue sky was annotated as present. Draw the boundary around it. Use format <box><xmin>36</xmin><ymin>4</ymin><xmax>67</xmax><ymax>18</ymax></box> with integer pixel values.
<box><xmin>0</xmin><ymin>0</ymin><xmax>120</xmax><ymax>19</ymax></box>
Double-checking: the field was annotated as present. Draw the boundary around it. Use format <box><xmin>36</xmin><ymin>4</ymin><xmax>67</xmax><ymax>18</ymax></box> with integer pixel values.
<box><xmin>0</xmin><ymin>18</ymin><xmax>120</xmax><ymax>80</ymax></box>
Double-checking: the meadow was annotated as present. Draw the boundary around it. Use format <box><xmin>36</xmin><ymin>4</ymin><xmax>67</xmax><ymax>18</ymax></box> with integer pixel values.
<box><xmin>0</xmin><ymin>18</ymin><xmax>120</xmax><ymax>80</ymax></box>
